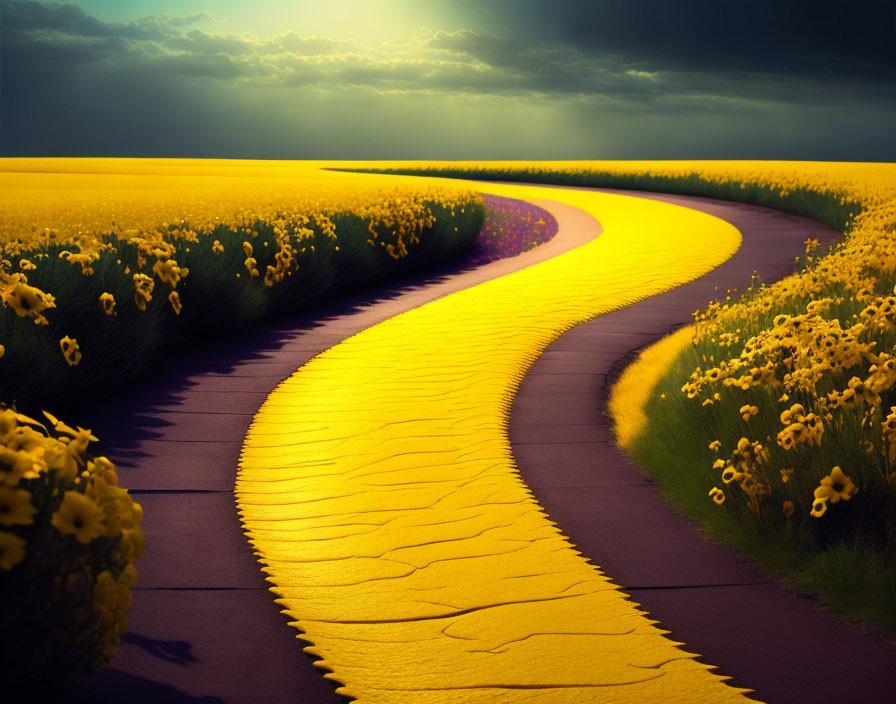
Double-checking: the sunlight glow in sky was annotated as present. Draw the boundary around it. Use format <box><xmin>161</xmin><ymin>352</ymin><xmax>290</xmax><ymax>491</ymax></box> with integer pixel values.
<box><xmin>3</xmin><ymin>0</ymin><xmax>894</xmax><ymax>159</ymax></box>
<box><xmin>68</xmin><ymin>0</ymin><xmax>470</xmax><ymax>42</ymax></box>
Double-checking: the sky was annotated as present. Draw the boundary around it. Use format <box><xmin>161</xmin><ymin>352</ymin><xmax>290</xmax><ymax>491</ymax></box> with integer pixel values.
<box><xmin>2</xmin><ymin>0</ymin><xmax>895</xmax><ymax>160</ymax></box>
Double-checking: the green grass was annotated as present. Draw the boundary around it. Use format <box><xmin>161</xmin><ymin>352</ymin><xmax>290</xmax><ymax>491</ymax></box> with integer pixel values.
<box><xmin>629</xmin><ymin>328</ymin><xmax>896</xmax><ymax>637</ymax></box>
<box><xmin>1</xmin><ymin>201</ymin><xmax>484</xmax><ymax>416</ymax></box>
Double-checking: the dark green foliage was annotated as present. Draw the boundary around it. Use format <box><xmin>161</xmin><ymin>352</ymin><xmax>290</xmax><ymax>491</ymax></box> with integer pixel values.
<box><xmin>630</xmin><ymin>347</ymin><xmax>896</xmax><ymax>635</ymax></box>
<box><xmin>1</xmin><ymin>202</ymin><xmax>484</xmax><ymax>416</ymax></box>
<box><xmin>352</xmin><ymin>166</ymin><xmax>861</xmax><ymax>232</ymax></box>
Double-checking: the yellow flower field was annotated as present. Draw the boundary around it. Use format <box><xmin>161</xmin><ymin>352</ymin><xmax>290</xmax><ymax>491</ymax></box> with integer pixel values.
<box><xmin>6</xmin><ymin>156</ymin><xmax>896</xmax><ymax>686</ymax></box>
<box><xmin>0</xmin><ymin>159</ymin><xmax>478</xmax><ymax>253</ymax></box>
<box><xmin>0</xmin><ymin>158</ymin><xmax>485</xmax><ymax>690</ymax></box>
<box><xmin>366</xmin><ymin>159</ymin><xmax>896</xmax><ymax>534</ymax></box>
<box><xmin>0</xmin><ymin>159</ymin><xmax>483</xmax><ymax>414</ymax></box>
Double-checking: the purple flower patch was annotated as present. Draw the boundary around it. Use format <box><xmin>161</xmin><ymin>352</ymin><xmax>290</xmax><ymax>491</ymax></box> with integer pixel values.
<box><xmin>464</xmin><ymin>195</ymin><xmax>559</xmax><ymax>265</ymax></box>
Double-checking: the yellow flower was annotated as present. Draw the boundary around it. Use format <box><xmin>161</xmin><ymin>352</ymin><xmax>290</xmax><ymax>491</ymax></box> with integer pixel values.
<box><xmin>0</xmin><ymin>445</ymin><xmax>43</xmax><ymax>485</ymax></box>
<box><xmin>1</xmin><ymin>280</ymin><xmax>56</xmax><ymax>324</ymax></box>
<box><xmin>817</xmin><ymin>466</ymin><xmax>857</xmax><ymax>503</ymax></box>
<box><xmin>93</xmin><ymin>570</ymin><xmax>121</xmax><ymax>628</ymax></box>
<box><xmin>59</xmin><ymin>335</ymin><xmax>82</xmax><ymax>366</ymax></box>
<box><xmin>782</xmin><ymin>500</ymin><xmax>795</xmax><ymax>518</ymax></box>
<box><xmin>121</xmin><ymin>526</ymin><xmax>146</xmax><ymax>561</ymax></box>
<box><xmin>65</xmin><ymin>427</ymin><xmax>98</xmax><ymax>462</ymax></box>
<box><xmin>133</xmin><ymin>273</ymin><xmax>154</xmax><ymax>311</ymax></box>
<box><xmin>708</xmin><ymin>440</ymin><xmax>721</xmax><ymax>452</ymax></box>
<box><xmin>88</xmin><ymin>456</ymin><xmax>119</xmax><ymax>485</ymax></box>
<box><xmin>119</xmin><ymin>563</ymin><xmax>137</xmax><ymax>587</ymax></box>
<box><xmin>242</xmin><ymin>241</ymin><xmax>253</xmax><ymax>257</ymax></box>
<box><xmin>118</xmin><ymin>496</ymin><xmax>143</xmax><ymax>530</ymax></box>
<box><xmin>42</xmin><ymin>409</ymin><xmax>76</xmax><ymax>437</ymax></box>
<box><xmin>810</xmin><ymin>497</ymin><xmax>828</xmax><ymax>518</ymax></box>
<box><xmin>51</xmin><ymin>491</ymin><xmax>105</xmax><ymax>544</ymax></box>
<box><xmin>212</xmin><ymin>239</ymin><xmax>224</xmax><ymax>254</ymax></box>
<box><xmin>0</xmin><ymin>530</ymin><xmax>26</xmax><ymax>570</ymax></box>
<box><xmin>777</xmin><ymin>424</ymin><xmax>801</xmax><ymax>451</ymax></box>
<box><xmin>721</xmin><ymin>466</ymin><xmax>742</xmax><ymax>484</ymax></box>
<box><xmin>739</xmin><ymin>405</ymin><xmax>759</xmax><ymax>421</ymax></box>
<box><xmin>43</xmin><ymin>443</ymin><xmax>78</xmax><ymax>480</ymax></box>
<box><xmin>0</xmin><ymin>487</ymin><xmax>36</xmax><ymax>526</ymax></box>
<box><xmin>780</xmin><ymin>468</ymin><xmax>794</xmax><ymax>483</ymax></box>
<box><xmin>152</xmin><ymin>257</ymin><xmax>188</xmax><ymax>287</ymax></box>
<box><xmin>168</xmin><ymin>290</ymin><xmax>182</xmax><ymax>315</ymax></box>
<box><xmin>708</xmin><ymin>487</ymin><xmax>725</xmax><ymax>504</ymax></box>
<box><xmin>19</xmin><ymin>258</ymin><xmax>36</xmax><ymax>271</ymax></box>
<box><xmin>99</xmin><ymin>292</ymin><xmax>116</xmax><ymax>316</ymax></box>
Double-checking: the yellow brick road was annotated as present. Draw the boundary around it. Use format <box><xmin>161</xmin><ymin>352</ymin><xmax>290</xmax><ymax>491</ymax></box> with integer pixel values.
<box><xmin>237</xmin><ymin>182</ymin><xmax>752</xmax><ymax>702</ymax></box>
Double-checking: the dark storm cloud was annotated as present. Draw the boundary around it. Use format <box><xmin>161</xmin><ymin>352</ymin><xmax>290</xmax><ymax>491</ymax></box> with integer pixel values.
<box><xmin>5</xmin><ymin>1</ymin><xmax>893</xmax><ymax>102</ymax></box>
<box><xmin>0</xmin><ymin>0</ymin><xmax>689</xmax><ymax>109</ymax></box>
<box><xmin>472</xmin><ymin>0</ymin><xmax>896</xmax><ymax>80</ymax></box>
<box><xmin>1</xmin><ymin>0</ymin><xmax>895</xmax><ymax>158</ymax></box>
<box><xmin>2</xmin><ymin>0</ymin><xmax>210</xmax><ymax>42</ymax></box>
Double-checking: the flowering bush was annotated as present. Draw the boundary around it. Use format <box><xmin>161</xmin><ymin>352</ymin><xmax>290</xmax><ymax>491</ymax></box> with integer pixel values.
<box><xmin>685</xmin><ymin>215</ymin><xmax>896</xmax><ymax>527</ymax></box>
<box><xmin>465</xmin><ymin>195</ymin><xmax>557</xmax><ymax>264</ymax></box>
<box><xmin>0</xmin><ymin>159</ymin><xmax>484</xmax><ymax>414</ymax></box>
<box><xmin>0</xmin><ymin>407</ymin><xmax>142</xmax><ymax>696</ymax></box>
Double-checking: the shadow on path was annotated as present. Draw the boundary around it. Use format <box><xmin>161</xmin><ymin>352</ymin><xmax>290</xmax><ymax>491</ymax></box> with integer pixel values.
<box><xmin>70</xmin><ymin>194</ymin><xmax>560</xmax><ymax>704</ymax></box>
<box><xmin>510</xmin><ymin>187</ymin><xmax>896</xmax><ymax>704</ymax></box>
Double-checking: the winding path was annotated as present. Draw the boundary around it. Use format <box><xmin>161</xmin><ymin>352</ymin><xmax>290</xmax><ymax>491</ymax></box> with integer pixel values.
<box><xmin>236</xmin><ymin>185</ymin><xmax>745</xmax><ymax>703</ymax></box>
<box><xmin>73</xmin><ymin>195</ymin><xmax>593</xmax><ymax>703</ymax></box>
<box><xmin>509</xmin><ymin>188</ymin><xmax>896</xmax><ymax>704</ymax></box>
<box><xmin>74</xmin><ymin>182</ymin><xmax>896</xmax><ymax>703</ymax></box>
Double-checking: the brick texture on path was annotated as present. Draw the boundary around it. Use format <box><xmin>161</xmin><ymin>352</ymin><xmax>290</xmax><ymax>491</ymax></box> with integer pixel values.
<box><xmin>510</xmin><ymin>188</ymin><xmax>896</xmax><ymax>704</ymax></box>
<box><xmin>70</xmin><ymin>186</ymin><xmax>896</xmax><ymax>704</ymax></box>
<box><xmin>71</xmin><ymin>197</ymin><xmax>595</xmax><ymax>704</ymax></box>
